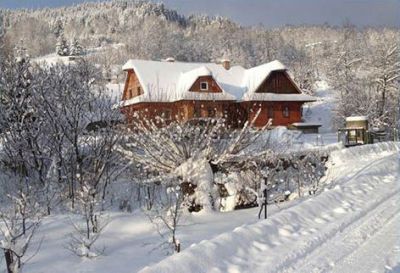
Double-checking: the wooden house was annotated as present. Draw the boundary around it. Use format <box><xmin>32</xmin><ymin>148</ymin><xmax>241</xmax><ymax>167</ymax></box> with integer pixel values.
<box><xmin>120</xmin><ymin>59</ymin><xmax>316</xmax><ymax>128</ymax></box>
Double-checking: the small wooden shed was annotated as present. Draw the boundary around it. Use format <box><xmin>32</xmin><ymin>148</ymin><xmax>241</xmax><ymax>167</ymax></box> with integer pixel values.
<box><xmin>338</xmin><ymin>116</ymin><xmax>370</xmax><ymax>147</ymax></box>
<box><xmin>290</xmin><ymin>122</ymin><xmax>322</xmax><ymax>134</ymax></box>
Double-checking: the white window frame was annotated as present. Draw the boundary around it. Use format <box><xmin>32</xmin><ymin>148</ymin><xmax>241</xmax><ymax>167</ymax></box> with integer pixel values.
<box><xmin>200</xmin><ymin>81</ymin><xmax>209</xmax><ymax>91</ymax></box>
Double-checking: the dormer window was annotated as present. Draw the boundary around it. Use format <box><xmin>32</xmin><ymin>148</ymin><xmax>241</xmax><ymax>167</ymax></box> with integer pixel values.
<box><xmin>200</xmin><ymin>82</ymin><xmax>208</xmax><ymax>91</ymax></box>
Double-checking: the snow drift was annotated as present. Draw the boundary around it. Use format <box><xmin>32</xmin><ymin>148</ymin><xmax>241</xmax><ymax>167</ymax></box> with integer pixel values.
<box><xmin>139</xmin><ymin>142</ymin><xmax>400</xmax><ymax>273</ymax></box>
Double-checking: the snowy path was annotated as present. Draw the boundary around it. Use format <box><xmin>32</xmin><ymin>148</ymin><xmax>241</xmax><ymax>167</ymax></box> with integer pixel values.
<box><xmin>141</xmin><ymin>143</ymin><xmax>400</xmax><ymax>273</ymax></box>
<box><xmin>332</xmin><ymin>212</ymin><xmax>400</xmax><ymax>273</ymax></box>
<box><xmin>281</xmin><ymin>157</ymin><xmax>400</xmax><ymax>273</ymax></box>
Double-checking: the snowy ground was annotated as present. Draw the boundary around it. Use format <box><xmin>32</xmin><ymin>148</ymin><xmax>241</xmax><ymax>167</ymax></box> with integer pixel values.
<box><xmin>140</xmin><ymin>142</ymin><xmax>400</xmax><ymax>273</ymax></box>
<box><xmin>1</xmin><ymin>142</ymin><xmax>398</xmax><ymax>273</ymax></box>
<box><xmin>303</xmin><ymin>80</ymin><xmax>336</xmax><ymax>134</ymax></box>
<box><xmin>7</xmin><ymin>196</ymin><xmax>297</xmax><ymax>273</ymax></box>
<box><xmin>288</xmin><ymin>79</ymin><xmax>340</xmax><ymax>151</ymax></box>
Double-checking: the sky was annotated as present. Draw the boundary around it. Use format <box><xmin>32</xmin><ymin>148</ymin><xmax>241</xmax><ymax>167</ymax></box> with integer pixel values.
<box><xmin>0</xmin><ymin>0</ymin><xmax>399</xmax><ymax>27</ymax></box>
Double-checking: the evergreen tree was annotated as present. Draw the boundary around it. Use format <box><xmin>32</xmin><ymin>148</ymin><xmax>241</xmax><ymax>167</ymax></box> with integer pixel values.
<box><xmin>56</xmin><ymin>34</ymin><xmax>69</xmax><ymax>56</ymax></box>
<box><xmin>69</xmin><ymin>37</ymin><xmax>83</xmax><ymax>56</ymax></box>
<box><xmin>52</xmin><ymin>18</ymin><xmax>64</xmax><ymax>38</ymax></box>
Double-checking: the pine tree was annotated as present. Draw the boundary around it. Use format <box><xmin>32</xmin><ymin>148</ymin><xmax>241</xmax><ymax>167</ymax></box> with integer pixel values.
<box><xmin>69</xmin><ymin>37</ymin><xmax>83</xmax><ymax>56</ymax></box>
<box><xmin>56</xmin><ymin>34</ymin><xmax>69</xmax><ymax>56</ymax></box>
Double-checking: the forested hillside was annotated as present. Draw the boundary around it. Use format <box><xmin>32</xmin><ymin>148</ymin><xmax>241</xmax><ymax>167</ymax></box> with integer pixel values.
<box><xmin>1</xmin><ymin>1</ymin><xmax>399</xmax><ymax>130</ymax></box>
<box><xmin>0</xmin><ymin>2</ymin><xmax>399</xmax><ymax>272</ymax></box>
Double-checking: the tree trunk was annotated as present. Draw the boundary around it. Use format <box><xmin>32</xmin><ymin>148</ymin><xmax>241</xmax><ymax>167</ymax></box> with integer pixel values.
<box><xmin>4</xmin><ymin>249</ymin><xmax>14</xmax><ymax>273</ymax></box>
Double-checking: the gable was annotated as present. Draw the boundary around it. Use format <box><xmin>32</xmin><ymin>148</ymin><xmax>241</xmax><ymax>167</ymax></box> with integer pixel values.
<box><xmin>189</xmin><ymin>76</ymin><xmax>223</xmax><ymax>93</ymax></box>
<box><xmin>122</xmin><ymin>69</ymin><xmax>144</xmax><ymax>101</ymax></box>
<box><xmin>255</xmin><ymin>71</ymin><xmax>301</xmax><ymax>94</ymax></box>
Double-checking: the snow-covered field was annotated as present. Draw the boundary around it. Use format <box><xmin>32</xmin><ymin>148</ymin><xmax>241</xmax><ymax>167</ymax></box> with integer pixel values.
<box><xmin>2</xmin><ymin>142</ymin><xmax>398</xmax><ymax>273</ymax></box>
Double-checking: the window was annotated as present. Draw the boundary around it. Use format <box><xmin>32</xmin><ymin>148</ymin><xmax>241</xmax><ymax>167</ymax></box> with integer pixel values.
<box><xmin>283</xmin><ymin>106</ymin><xmax>290</xmax><ymax>118</ymax></box>
<box><xmin>200</xmin><ymin>82</ymin><xmax>208</xmax><ymax>91</ymax></box>
<box><xmin>207</xmin><ymin>107</ymin><xmax>216</xmax><ymax>118</ymax></box>
<box><xmin>273</xmin><ymin>78</ymin><xmax>281</xmax><ymax>89</ymax></box>
<box><xmin>136</xmin><ymin>86</ymin><xmax>141</xmax><ymax>95</ymax></box>
<box><xmin>194</xmin><ymin>105</ymin><xmax>201</xmax><ymax>118</ymax></box>
<box><xmin>128</xmin><ymin>89</ymin><xmax>133</xmax><ymax>98</ymax></box>
<box><xmin>162</xmin><ymin>109</ymin><xmax>172</xmax><ymax>120</ymax></box>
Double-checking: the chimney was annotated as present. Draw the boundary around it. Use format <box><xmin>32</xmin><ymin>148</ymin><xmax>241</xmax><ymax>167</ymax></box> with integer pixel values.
<box><xmin>221</xmin><ymin>58</ymin><xmax>231</xmax><ymax>70</ymax></box>
<box><xmin>165</xmin><ymin>57</ymin><xmax>175</xmax><ymax>62</ymax></box>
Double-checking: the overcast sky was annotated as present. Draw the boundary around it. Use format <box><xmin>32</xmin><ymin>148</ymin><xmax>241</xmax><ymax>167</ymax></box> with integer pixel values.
<box><xmin>0</xmin><ymin>0</ymin><xmax>399</xmax><ymax>27</ymax></box>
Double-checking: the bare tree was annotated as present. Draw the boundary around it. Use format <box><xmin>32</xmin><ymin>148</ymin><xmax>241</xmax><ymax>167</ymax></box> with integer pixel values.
<box><xmin>0</xmin><ymin>194</ymin><xmax>41</xmax><ymax>273</ymax></box>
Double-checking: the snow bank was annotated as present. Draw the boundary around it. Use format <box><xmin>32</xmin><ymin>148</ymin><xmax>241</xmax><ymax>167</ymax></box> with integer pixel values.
<box><xmin>320</xmin><ymin>142</ymin><xmax>400</xmax><ymax>188</ymax></box>
<box><xmin>329</xmin><ymin>141</ymin><xmax>399</xmax><ymax>164</ymax></box>
<box><xmin>140</xmin><ymin>142</ymin><xmax>400</xmax><ymax>273</ymax></box>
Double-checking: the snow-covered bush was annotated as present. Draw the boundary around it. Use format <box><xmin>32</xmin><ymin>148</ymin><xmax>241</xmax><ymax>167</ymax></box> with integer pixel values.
<box><xmin>121</xmin><ymin>111</ymin><xmax>271</xmax><ymax>212</ymax></box>
<box><xmin>0</xmin><ymin>56</ymin><xmax>123</xmax><ymax>215</ymax></box>
<box><xmin>67</xmin><ymin>181</ymin><xmax>109</xmax><ymax>258</ymax></box>
<box><xmin>0</xmin><ymin>194</ymin><xmax>41</xmax><ymax>273</ymax></box>
<box><xmin>147</xmin><ymin>184</ymin><xmax>184</xmax><ymax>254</ymax></box>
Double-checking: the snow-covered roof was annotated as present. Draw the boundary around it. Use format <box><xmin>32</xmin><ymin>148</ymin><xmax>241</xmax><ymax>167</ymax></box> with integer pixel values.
<box><xmin>292</xmin><ymin>122</ymin><xmax>322</xmax><ymax>127</ymax></box>
<box><xmin>346</xmin><ymin>116</ymin><xmax>368</xmax><ymax>122</ymax></box>
<box><xmin>121</xmin><ymin>59</ymin><xmax>316</xmax><ymax>105</ymax></box>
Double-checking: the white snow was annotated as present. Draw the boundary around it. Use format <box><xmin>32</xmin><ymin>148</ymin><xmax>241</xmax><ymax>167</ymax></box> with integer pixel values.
<box><xmin>291</xmin><ymin>122</ymin><xmax>322</xmax><ymax>127</ymax></box>
<box><xmin>121</xmin><ymin>59</ymin><xmax>316</xmax><ymax>105</ymax></box>
<box><xmin>242</xmin><ymin>92</ymin><xmax>316</xmax><ymax>102</ymax></box>
<box><xmin>140</xmin><ymin>142</ymin><xmax>400</xmax><ymax>273</ymax></box>
<box><xmin>175</xmin><ymin>158</ymin><xmax>214</xmax><ymax>211</ymax></box>
<box><xmin>302</xmin><ymin>80</ymin><xmax>336</xmax><ymax>133</ymax></box>
<box><xmin>3</xmin><ymin>142</ymin><xmax>399</xmax><ymax>273</ymax></box>
<box><xmin>346</xmin><ymin>116</ymin><xmax>368</xmax><ymax>122</ymax></box>
<box><xmin>33</xmin><ymin>53</ymin><xmax>73</xmax><ymax>66</ymax></box>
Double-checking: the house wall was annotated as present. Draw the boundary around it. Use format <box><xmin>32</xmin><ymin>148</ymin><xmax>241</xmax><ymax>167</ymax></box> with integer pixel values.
<box><xmin>256</xmin><ymin>71</ymin><xmax>300</xmax><ymax>94</ymax></box>
<box><xmin>122</xmin><ymin>100</ymin><xmax>303</xmax><ymax>128</ymax></box>
<box><xmin>122</xmin><ymin>69</ymin><xmax>143</xmax><ymax>100</ymax></box>
<box><xmin>189</xmin><ymin>76</ymin><xmax>223</xmax><ymax>93</ymax></box>
<box><xmin>242</xmin><ymin>101</ymin><xmax>303</xmax><ymax>127</ymax></box>
<box><xmin>121</xmin><ymin>101</ymin><xmax>227</xmax><ymax>125</ymax></box>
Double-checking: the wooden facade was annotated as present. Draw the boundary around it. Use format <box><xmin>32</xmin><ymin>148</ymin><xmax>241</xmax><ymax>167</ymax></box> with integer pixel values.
<box><xmin>189</xmin><ymin>76</ymin><xmax>223</xmax><ymax>93</ymax></box>
<box><xmin>121</xmin><ymin>67</ymin><xmax>309</xmax><ymax>128</ymax></box>
<box><xmin>256</xmin><ymin>70</ymin><xmax>301</xmax><ymax>94</ymax></box>
<box><xmin>122</xmin><ymin>70</ymin><xmax>143</xmax><ymax>101</ymax></box>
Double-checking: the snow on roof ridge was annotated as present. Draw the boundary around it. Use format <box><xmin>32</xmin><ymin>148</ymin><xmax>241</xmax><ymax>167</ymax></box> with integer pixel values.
<box><xmin>346</xmin><ymin>116</ymin><xmax>368</xmax><ymax>121</ymax></box>
<box><xmin>121</xmin><ymin>59</ymin><xmax>314</xmax><ymax>105</ymax></box>
<box><xmin>241</xmin><ymin>60</ymin><xmax>287</xmax><ymax>97</ymax></box>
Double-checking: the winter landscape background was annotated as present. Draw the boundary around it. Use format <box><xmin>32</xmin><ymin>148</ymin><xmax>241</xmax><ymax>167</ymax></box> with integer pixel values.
<box><xmin>0</xmin><ymin>1</ymin><xmax>399</xmax><ymax>273</ymax></box>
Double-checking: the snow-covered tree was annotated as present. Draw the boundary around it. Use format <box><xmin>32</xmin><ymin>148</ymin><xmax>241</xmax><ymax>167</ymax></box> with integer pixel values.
<box><xmin>147</xmin><ymin>184</ymin><xmax>184</xmax><ymax>253</ymax></box>
<box><xmin>0</xmin><ymin>192</ymin><xmax>41</xmax><ymax>273</ymax></box>
<box><xmin>67</xmin><ymin>180</ymin><xmax>109</xmax><ymax>258</ymax></box>
<box><xmin>69</xmin><ymin>37</ymin><xmax>83</xmax><ymax>56</ymax></box>
<box><xmin>56</xmin><ymin>34</ymin><xmax>69</xmax><ymax>56</ymax></box>
<box><xmin>52</xmin><ymin>18</ymin><xmax>64</xmax><ymax>38</ymax></box>
<box><xmin>368</xmin><ymin>38</ymin><xmax>400</xmax><ymax>129</ymax></box>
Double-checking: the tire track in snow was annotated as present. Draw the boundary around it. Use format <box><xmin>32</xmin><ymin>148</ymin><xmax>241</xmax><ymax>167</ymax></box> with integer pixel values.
<box><xmin>253</xmin><ymin>153</ymin><xmax>399</xmax><ymax>273</ymax></box>
<box><xmin>280</xmin><ymin>173</ymin><xmax>400</xmax><ymax>272</ymax></box>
